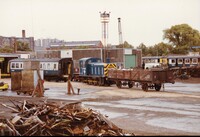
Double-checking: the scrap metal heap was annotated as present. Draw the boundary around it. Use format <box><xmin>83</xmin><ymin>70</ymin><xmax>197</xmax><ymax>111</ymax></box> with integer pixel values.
<box><xmin>0</xmin><ymin>100</ymin><xmax>134</xmax><ymax>136</ymax></box>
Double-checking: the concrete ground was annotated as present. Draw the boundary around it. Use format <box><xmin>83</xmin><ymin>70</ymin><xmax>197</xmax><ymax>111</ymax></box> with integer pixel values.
<box><xmin>0</xmin><ymin>78</ymin><xmax>200</xmax><ymax>135</ymax></box>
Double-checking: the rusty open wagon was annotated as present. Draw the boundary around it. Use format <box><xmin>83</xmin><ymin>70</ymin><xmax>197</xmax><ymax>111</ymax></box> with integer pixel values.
<box><xmin>108</xmin><ymin>68</ymin><xmax>175</xmax><ymax>91</ymax></box>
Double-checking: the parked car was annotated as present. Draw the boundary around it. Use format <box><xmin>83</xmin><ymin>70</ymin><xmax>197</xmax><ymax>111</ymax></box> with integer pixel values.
<box><xmin>0</xmin><ymin>82</ymin><xmax>9</xmax><ymax>91</ymax></box>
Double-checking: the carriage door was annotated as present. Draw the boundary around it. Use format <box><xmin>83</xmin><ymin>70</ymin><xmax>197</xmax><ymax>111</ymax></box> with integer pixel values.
<box><xmin>62</xmin><ymin>61</ymin><xmax>67</xmax><ymax>75</ymax></box>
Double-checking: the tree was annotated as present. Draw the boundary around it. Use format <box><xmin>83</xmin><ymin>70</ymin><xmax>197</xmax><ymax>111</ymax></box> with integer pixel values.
<box><xmin>153</xmin><ymin>42</ymin><xmax>173</xmax><ymax>56</ymax></box>
<box><xmin>163</xmin><ymin>24</ymin><xmax>200</xmax><ymax>54</ymax></box>
<box><xmin>116</xmin><ymin>41</ymin><xmax>133</xmax><ymax>48</ymax></box>
<box><xmin>137</xmin><ymin>43</ymin><xmax>148</xmax><ymax>56</ymax></box>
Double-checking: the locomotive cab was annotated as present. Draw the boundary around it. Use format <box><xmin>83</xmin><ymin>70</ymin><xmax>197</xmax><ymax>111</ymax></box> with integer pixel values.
<box><xmin>79</xmin><ymin>57</ymin><xmax>101</xmax><ymax>76</ymax></box>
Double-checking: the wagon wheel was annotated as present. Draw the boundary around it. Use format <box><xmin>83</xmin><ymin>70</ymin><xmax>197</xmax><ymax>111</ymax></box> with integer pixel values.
<box><xmin>17</xmin><ymin>91</ymin><xmax>20</xmax><ymax>95</ymax></box>
<box><xmin>116</xmin><ymin>81</ymin><xmax>122</xmax><ymax>88</ymax></box>
<box><xmin>29</xmin><ymin>91</ymin><xmax>33</xmax><ymax>95</ymax></box>
<box><xmin>155</xmin><ymin>84</ymin><xmax>162</xmax><ymax>91</ymax></box>
<box><xmin>128</xmin><ymin>81</ymin><xmax>133</xmax><ymax>88</ymax></box>
<box><xmin>64</xmin><ymin>79</ymin><xmax>67</xmax><ymax>82</ymax></box>
<box><xmin>142</xmin><ymin>83</ymin><xmax>148</xmax><ymax>91</ymax></box>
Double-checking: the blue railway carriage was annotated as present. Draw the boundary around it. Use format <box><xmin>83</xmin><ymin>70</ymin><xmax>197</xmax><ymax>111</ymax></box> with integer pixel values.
<box><xmin>39</xmin><ymin>58</ymin><xmax>73</xmax><ymax>82</ymax></box>
<box><xmin>167</xmin><ymin>55</ymin><xmax>200</xmax><ymax>68</ymax></box>
<box><xmin>142</xmin><ymin>55</ymin><xmax>200</xmax><ymax>69</ymax></box>
<box><xmin>9</xmin><ymin>58</ymin><xmax>39</xmax><ymax>72</ymax></box>
<box><xmin>9</xmin><ymin>58</ymin><xmax>73</xmax><ymax>82</ymax></box>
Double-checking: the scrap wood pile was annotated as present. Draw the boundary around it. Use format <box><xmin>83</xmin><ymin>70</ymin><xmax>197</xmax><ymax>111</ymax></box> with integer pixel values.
<box><xmin>0</xmin><ymin>100</ymin><xmax>134</xmax><ymax>136</ymax></box>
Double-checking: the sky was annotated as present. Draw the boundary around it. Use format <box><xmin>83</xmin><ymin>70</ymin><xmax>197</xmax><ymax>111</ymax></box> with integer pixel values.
<box><xmin>0</xmin><ymin>0</ymin><xmax>200</xmax><ymax>47</ymax></box>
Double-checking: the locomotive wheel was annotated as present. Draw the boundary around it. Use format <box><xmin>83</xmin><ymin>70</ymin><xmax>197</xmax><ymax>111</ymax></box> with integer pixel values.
<box><xmin>29</xmin><ymin>91</ymin><xmax>32</xmax><ymax>95</ymax></box>
<box><xmin>155</xmin><ymin>84</ymin><xmax>162</xmax><ymax>91</ymax></box>
<box><xmin>128</xmin><ymin>82</ymin><xmax>133</xmax><ymax>88</ymax></box>
<box><xmin>98</xmin><ymin>78</ymin><xmax>102</xmax><ymax>86</ymax></box>
<box><xmin>142</xmin><ymin>83</ymin><xmax>148</xmax><ymax>91</ymax></box>
<box><xmin>116</xmin><ymin>81</ymin><xmax>122</xmax><ymax>88</ymax></box>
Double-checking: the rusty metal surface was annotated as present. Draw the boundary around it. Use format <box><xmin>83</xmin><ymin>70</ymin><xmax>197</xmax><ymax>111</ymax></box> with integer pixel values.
<box><xmin>0</xmin><ymin>100</ymin><xmax>134</xmax><ymax>136</ymax></box>
<box><xmin>108</xmin><ymin>68</ymin><xmax>175</xmax><ymax>84</ymax></box>
<box><xmin>11</xmin><ymin>72</ymin><xmax>22</xmax><ymax>91</ymax></box>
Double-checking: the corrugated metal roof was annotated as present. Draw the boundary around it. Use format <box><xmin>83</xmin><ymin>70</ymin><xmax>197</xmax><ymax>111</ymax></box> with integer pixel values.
<box><xmin>50</xmin><ymin>40</ymin><xmax>101</xmax><ymax>47</ymax></box>
<box><xmin>0</xmin><ymin>53</ymin><xmax>19</xmax><ymax>58</ymax></box>
<box><xmin>9</xmin><ymin>58</ymin><xmax>72</xmax><ymax>62</ymax></box>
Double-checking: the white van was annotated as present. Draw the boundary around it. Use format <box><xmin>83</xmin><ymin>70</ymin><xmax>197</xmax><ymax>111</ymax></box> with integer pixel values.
<box><xmin>144</xmin><ymin>62</ymin><xmax>161</xmax><ymax>69</ymax></box>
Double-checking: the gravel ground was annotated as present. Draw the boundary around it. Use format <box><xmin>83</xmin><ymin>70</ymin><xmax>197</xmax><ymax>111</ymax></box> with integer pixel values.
<box><xmin>0</xmin><ymin>78</ymin><xmax>200</xmax><ymax>135</ymax></box>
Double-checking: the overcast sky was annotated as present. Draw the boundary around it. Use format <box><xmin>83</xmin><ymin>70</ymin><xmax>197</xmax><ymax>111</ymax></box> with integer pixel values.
<box><xmin>0</xmin><ymin>0</ymin><xmax>200</xmax><ymax>47</ymax></box>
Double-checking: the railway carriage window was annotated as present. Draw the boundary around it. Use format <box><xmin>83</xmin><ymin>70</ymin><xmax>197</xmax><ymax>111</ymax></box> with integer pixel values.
<box><xmin>11</xmin><ymin>63</ymin><xmax>15</xmax><ymax>68</ymax></box>
<box><xmin>47</xmin><ymin>63</ymin><xmax>50</xmax><ymax>69</ymax></box>
<box><xmin>88</xmin><ymin>60</ymin><xmax>92</xmax><ymax>64</ymax></box>
<box><xmin>43</xmin><ymin>64</ymin><xmax>46</xmax><ymax>70</ymax></box>
<box><xmin>192</xmin><ymin>58</ymin><xmax>198</xmax><ymax>64</ymax></box>
<box><xmin>178</xmin><ymin>59</ymin><xmax>183</xmax><ymax>64</ymax></box>
<box><xmin>20</xmin><ymin>63</ymin><xmax>23</xmax><ymax>68</ymax></box>
<box><xmin>80</xmin><ymin>61</ymin><xmax>83</xmax><ymax>68</ymax></box>
<box><xmin>171</xmin><ymin>59</ymin><xmax>176</xmax><ymax>63</ymax></box>
<box><xmin>54</xmin><ymin>64</ymin><xmax>57</xmax><ymax>70</ymax></box>
<box><xmin>185</xmin><ymin>59</ymin><xmax>190</xmax><ymax>64</ymax></box>
<box><xmin>16</xmin><ymin>63</ymin><xmax>19</xmax><ymax>68</ymax></box>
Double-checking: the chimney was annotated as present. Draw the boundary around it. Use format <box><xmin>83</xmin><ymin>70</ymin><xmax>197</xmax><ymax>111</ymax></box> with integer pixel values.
<box><xmin>14</xmin><ymin>38</ymin><xmax>17</xmax><ymax>53</ymax></box>
<box><xmin>22</xmin><ymin>30</ymin><xmax>26</xmax><ymax>38</ymax></box>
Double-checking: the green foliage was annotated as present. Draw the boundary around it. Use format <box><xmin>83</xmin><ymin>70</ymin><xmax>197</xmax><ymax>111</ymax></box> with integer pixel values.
<box><xmin>153</xmin><ymin>42</ymin><xmax>173</xmax><ymax>56</ymax></box>
<box><xmin>137</xmin><ymin>24</ymin><xmax>200</xmax><ymax>56</ymax></box>
<box><xmin>171</xmin><ymin>45</ymin><xmax>189</xmax><ymax>54</ymax></box>
<box><xmin>116</xmin><ymin>41</ymin><xmax>133</xmax><ymax>48</ymax></box>
<box><xmin>137</xmin><ymin>42</ymin><xmax>173</xmax><ymax>56</ymax></box>
<box><xmin>163</xmin><ymin>24</ymin><xmax>200</xmax><ymax>54</ymax></box>
<box><xmin>137</xmin><ymin>43</ymin><xmax>148</xmax><ymax>56</ymax></box>
<box><xmin>0</xmin><ymin>46</ymin><xmax>13</xmax><ymax>53</ymax></box>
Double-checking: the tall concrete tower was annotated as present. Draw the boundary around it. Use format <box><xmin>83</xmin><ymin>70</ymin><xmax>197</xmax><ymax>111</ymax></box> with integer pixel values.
<box><xmin>100</xmin><ymin>11</ymin><xmax>110</xmax><ymax>62</ymax></box>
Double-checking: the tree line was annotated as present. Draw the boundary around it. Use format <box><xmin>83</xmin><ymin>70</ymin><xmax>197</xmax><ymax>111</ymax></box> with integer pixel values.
<box><xmin>118</xmin><ymin>24</ymin><xmax>200</xmax><ymax>56</ymax></box>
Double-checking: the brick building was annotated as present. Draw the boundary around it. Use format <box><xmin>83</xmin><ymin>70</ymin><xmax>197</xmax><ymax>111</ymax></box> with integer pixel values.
<box><xmin>0</xmin><ymin>30</ymin><xmax>34</xmax><ymax>51</ymax></box>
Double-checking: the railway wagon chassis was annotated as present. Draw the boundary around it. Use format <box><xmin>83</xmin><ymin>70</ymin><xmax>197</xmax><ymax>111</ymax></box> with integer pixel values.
<box><xmin>108</xmin><ymin>68</ymin><xmax>175</xmax><ymax>91</ymax></box>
